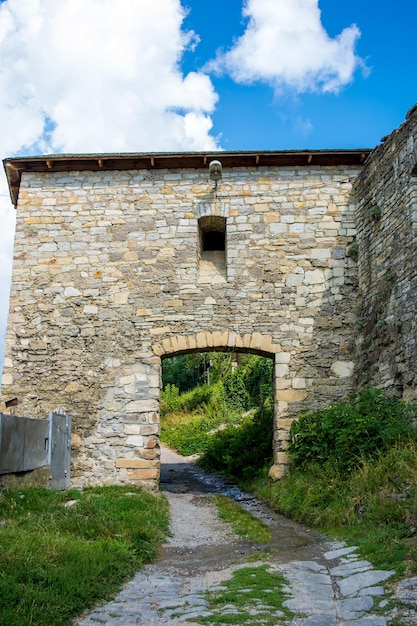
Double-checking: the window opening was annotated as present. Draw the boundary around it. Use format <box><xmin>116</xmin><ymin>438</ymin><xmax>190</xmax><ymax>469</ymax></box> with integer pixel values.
<box><xmin>199</xmin><ymin>216</ymin><xmax>226</xmax><ymax>251</ymax></box>
<box><xmin>202</xmin><ymin>229</ymin><xmax>225</xmax><ymax>251</ymax></box>
<box><xmin>198</xmin><ymin>216</ymin><xmax>227</xmax><ymax>284</ymax></box>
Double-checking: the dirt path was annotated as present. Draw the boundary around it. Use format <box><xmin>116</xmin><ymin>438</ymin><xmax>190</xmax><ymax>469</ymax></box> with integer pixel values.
<box><xmin>76</xmin><ymin>447</ymin><xmax>415</xmax><ymax>625</ymax></box>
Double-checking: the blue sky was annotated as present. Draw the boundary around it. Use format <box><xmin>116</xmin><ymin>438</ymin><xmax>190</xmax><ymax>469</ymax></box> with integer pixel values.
<box><xmin>0</xmin><ymin>0</ymin><xmax>416</xmax><ymax>375</ymax></box>
<box><xmin>181</xmin><ymin>0</ymin><xmax>417</xmax><ymax>150</ymax></box>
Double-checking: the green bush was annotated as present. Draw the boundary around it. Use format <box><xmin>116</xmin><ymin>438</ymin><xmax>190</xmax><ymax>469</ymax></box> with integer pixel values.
<box><xmin>222</xmin><ymin>356</ymin><xmax>273</xmax><ymax>411</ymax></box>
<box><xmin>161</xmin><ymin>383</ymin><xmax>180</xmax><ymax>414</ymax></box>
<box><xmin>288</xmin><ymin>388</ymin><xmax>417</xmax><ymax>474</ymax></box>
<box><xmin>223</xmin><ymin>367</ymin><xmax>250</xmax><ymax>411</ymax></box>
<box><xmin>161</xmin><ymin>413</ymin><xmax>214</xmax><ymax>456</ymax></box>
<box><xmin>199</xmin><ymin>405</ymin><xmax>274</xmax><ymax>481</ymax></box>
<box><xmin>160</xmin><ymin>382</ymin><xmax>244</xmax><ymax>456</ymax></box>
<box><xmin>242</xmin><ymin>356</ymin><xmax>273</xmax><ymax>408</ymax></box>
<box><xmin>161</xmin><ymin>382</ymin><xmax>220</xmax><ymax>416</ymax></box>
<box><xmin>176</xmin><ymin>384</ymin><xmax>215</xmax><ymax>413</ymax></box>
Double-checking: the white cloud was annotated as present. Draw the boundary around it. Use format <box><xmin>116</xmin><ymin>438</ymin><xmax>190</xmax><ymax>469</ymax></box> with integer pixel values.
<box><xmin>0</xmin><ymin>0</ymin><xmax>221</xmax><ymax>374</ymax></box>
<box><xmin>209</xmin><ymin>0</ymin><xmax>363</xmax><ymax>94</ymax></box>
<box><xmin>0</xmin><ymin>0</ymin><xmax>219</xmax><ymax>154</ymax></box>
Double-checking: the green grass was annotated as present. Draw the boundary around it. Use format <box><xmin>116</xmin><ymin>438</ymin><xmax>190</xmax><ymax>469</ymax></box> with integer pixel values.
<box><xmin>255</xmin><ymin>442</ymin><xmax>417</xmax><ymax>578</ymax></box>
<box><xmin>160</xmin><ymin>403</ymin><xmax>241</xmax><ymax>457</ymax></box>
<box><xmin>0</xmin><ymin>485</ymin><xmax>169</xmax><ymax>626</ymax></box>
<box><xmin>200</xmin><ymin>565</ymin><xmax>293</xmax><ymax>625</ymax></box>
<box><xmin>161</xmin><ymin>410</ymin><xmax>217</xmax><ymax>455</ymax></box>
<box><xmin>213</xmin><ymin>495</ymin><xmax>272</xmax><ymax>543</ymax></box>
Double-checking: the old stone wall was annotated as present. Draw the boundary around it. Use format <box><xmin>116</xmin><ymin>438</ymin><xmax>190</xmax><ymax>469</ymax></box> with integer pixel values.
<box><xmin>1</xmin><ymin>163</ymin><xmax>361</xmax><ymax>488</ymax></box>
<box><xmin>355</xmin><ymin>105</ymin><xmax>417</xmax><ymax>400</ymax></box>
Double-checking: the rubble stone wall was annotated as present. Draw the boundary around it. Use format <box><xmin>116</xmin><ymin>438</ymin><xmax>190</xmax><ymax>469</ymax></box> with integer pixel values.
<box><xmin>355</xmin><ymin>105</ymin><xmax>417</xmax><ymax>401</ymax></box>
<box><xmin>1</xmin><ymin>163</ymin><xmax>362</xmax><ymax>488</ymax></box>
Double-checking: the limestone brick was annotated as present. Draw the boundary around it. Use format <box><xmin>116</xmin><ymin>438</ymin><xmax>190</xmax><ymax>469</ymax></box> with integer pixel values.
<box><xmin>124</xmin><ymin>425</ymin><xmax>142</xmax><ymax>435</ymax></box>
<box><xmin>275</xmin><ymin>363</ymin><xmax>289</xmax><ymax>377</ymax></box>
<box><xmin>275</xmin><ymin>379</ymin><xmax>291</xmax><ymax>390</ymax></box>
<box><xmin>330</xmin><ymin>361</ymin><xmax>355</xmax><ymax>378</ymax></box>
<box><xmin>275</xmin><ymin>390</ymin><xmax>308</xmax><ymax>402</ymax></box>
<box><xmin>116</xmin><ymin>459</ymin><xmax>159</xmax><ymax>469</ymax></box>
<box><xmin>127</xmin><ymin>469</ymin><xmax>160</xmax><ymax>480</ymax></box>
<box><xmin>292</xmin><ymin>378</ymin><xmax>307</xmax><ymax>389</ymax></box>
<box><xmin>2</xmin><ymin>160</ymin><xmax>367</xmax><ymax>489</ymax></box>
<box><xmin>268</xmin><ymin>464</ymin><xmax>287</xmax><ymax>480</ymax></box>
<box><xmin>275</xmin><ymin>451</ymin><xmax>290</xmax><ymax>464</ymax></box>
<box><xmin>125</xmin><ymin>400</ymin><xmax>158</xmax><ymax>414</ymax></box>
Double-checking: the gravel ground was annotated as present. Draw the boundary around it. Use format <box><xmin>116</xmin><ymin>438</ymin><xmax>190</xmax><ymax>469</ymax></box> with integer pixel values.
<box><xmin>164</xmin><ymin>491</ymin><xmax>233</xmax><ymax>548</ymax></box>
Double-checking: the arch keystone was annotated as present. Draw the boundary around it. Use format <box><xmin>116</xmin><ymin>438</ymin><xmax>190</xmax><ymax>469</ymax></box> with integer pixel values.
<box><xmin>235</xmin><ymin>334</ymin><xmax>244</xmax><ymax>349</ymax></box>
<box><xmin>218</xmin><ymin>331</ymin><xmax>229</xmax><ymax>347</ymax></box>
<box><xmin>212</xmin><ymin>331</ymin><xmax>223</xmax><ymax>346</ymax></box>
<box><xmin>187</xmin><ymin>335</ymin><xmax>197</xmax><ymax>350</ymax></box>
<box><xmin>227</xmin><ymin>331</ymin><xmax>237</xmax><ymax>347</ymax></box>
<box><xmin>243</xmin><ymin>334</ymin><xmax>252</xmax><ymax>349</ymax></box>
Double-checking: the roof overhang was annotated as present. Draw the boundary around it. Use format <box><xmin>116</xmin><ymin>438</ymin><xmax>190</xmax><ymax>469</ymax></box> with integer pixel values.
<box><xmin>3</xmin><ymin>149</ymin><xmax>371</xmax><ymax>208</ymax></box>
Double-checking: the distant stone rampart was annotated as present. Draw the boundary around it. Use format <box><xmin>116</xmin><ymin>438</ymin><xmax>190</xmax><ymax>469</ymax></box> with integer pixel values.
<box><xmin>355</xmin><ymin>104</ymin><xmax>417</xmax><ymax>400</ymax></box>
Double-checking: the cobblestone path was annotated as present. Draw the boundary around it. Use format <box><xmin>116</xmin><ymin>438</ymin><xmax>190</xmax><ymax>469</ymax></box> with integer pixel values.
<box><xmin>76</xmin><ymin>448</ymin><xmax>417</xmax><ymax>625</ymax></box>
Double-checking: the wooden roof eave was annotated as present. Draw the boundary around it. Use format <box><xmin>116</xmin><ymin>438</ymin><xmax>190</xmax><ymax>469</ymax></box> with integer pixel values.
<box><xmin>3</xmin><ymin>149</ymin><xmax>372</xmax><ymax>208</ymax></box>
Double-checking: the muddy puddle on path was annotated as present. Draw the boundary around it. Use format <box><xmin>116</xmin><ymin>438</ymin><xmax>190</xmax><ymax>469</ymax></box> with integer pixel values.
<box><xmin>159</xmin><ymin>445</ymin><xmax>330</xmax><ymax>578</ymax></box>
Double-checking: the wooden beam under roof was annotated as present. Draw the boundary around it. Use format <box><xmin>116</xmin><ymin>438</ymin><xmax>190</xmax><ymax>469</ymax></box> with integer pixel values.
<box><xmin>3</xmin><ymin>149</ymin><xmax>372</xmax><ymax>207</ymax></box>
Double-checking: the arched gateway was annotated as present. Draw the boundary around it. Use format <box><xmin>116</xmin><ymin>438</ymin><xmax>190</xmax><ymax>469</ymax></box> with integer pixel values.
<box><xmin>2</xmin><ymin>150</ymin><xmax>369</xmax><ymax>490</ymax></box>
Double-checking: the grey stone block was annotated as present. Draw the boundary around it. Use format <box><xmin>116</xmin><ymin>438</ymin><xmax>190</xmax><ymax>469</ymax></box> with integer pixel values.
<box><xmin>338</xmin><ymin>570</ymin><xmax>394</xmax><ymax>597</ymax></box>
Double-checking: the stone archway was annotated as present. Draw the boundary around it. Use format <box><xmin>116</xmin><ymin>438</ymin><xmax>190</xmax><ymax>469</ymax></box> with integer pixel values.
<box><xmin>147</xmin><ymin>331</ymin><xmax>298</xmax><ymax>489</ymax></box>
<box><xmin>86</xmin><ymin>331</ymin><xmax>294</xmax><ymax>492</ymax></box>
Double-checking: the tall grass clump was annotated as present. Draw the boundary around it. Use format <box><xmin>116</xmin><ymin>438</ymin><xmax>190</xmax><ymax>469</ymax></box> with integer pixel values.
<box><xmin>160</xmin><ymin>381</ymin><xmax>241</xmax><ymax>455</ymax></box>
<box><xmin>0</xmin><ymin>485</ymin><xmax>169</xmax><ymax>626</ymax></box>
<box><xmin>255</xmin><ymin>389</ymin><xmax>417</xmax><ymax>576</ymax></box>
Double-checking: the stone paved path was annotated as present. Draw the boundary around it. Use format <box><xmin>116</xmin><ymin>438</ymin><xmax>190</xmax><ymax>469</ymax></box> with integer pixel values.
<box><xmin>75</xmin><ymin>448</ymin><xmax>417</xmax><ymax>625</ymax></box>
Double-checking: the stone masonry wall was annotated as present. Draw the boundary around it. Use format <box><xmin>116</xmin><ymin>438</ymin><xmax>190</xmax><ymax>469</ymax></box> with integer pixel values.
<box><xmin>355</xmin><ymin>105</ymin><xmax>417</xmax><ymax>401</ymax></box>
<box><xmin>1</xmin><ymin>164</ymin><xmax>361</xmax><ymax>489</ymax></box>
